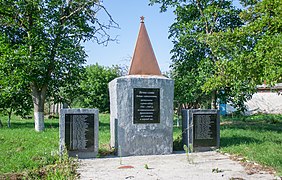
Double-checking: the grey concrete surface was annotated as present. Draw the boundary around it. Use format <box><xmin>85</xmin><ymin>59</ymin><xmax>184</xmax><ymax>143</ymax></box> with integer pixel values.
<box><xmin>109</xmin><ymin>75</ymin><xmax>174</xmax><ymax>156</ymax></box>
<box><xmin>77</xmin><ymin>151</ymin><xmax>278</xmax><ymax>180</ymax></box>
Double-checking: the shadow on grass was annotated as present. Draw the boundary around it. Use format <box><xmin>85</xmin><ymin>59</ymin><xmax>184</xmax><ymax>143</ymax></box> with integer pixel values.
<box><xmin>2</xmin><ymin>121</ymin><xmax>59</xmax><ymax>129</ymax></box>
<box><xmin>220</xmin><ymin>119</ymin><xmax>282</xmax><ymax>148</ymax></box>
<box><xmin>5</xmin><ymin>119</ymin><xmax>112</xmax><ymax>130</ymax></box>
<box><xmin>173</xmin><ymin>136</ymin><xmax>183</xmax><ymax>151</ymax></box>
<box><xmin>99</xmin><ymin>122</ymin><xmax>110</xmax><ymax>130</ymax></box>
<box><xmin>220</xmin><ymin>136</ymin><xmax>263</xmax><ymax>148</ymax></box>
<box><xmin>221</xmin><ymin>121</ymin><xmax>282</xmax><ymax>134</ymax></box>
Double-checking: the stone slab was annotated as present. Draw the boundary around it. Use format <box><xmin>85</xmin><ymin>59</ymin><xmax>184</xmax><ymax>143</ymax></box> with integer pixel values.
<box><xmin>60</xmin><ymin>108</ymin><xmax>99</xmax><ymax>158</ymax></box>
<box><xmin>182</xmin><ymin>109</ymin><xmax>220</xmax><ymax>151</ymax></box>
<box><xmin>109</xmin><ymin>75</ymin><xmax>174</xmax><ymax>156</ymax></box>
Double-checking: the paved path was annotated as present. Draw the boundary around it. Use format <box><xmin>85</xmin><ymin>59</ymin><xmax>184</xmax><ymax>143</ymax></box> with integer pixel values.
<box><xmin>77</xmin><ymin>151</ymin><xmax>278</xmax><ymax>180</ymax></box>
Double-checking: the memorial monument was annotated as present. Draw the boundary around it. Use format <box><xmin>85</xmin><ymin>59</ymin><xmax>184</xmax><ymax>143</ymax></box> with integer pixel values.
<box><xmin>59</xmin><ymin>108</ymin><xmax>99</xmax><ymax>158</ymax></box>
<box><xmin>182</xmin><ymin>109</ymin><xmax>220</xmax><ymax>151</ymax></box>
<box><xmin>109</xmin><ymin>17</ymin><xmax>174</xmax><ymax>156</ymax></box>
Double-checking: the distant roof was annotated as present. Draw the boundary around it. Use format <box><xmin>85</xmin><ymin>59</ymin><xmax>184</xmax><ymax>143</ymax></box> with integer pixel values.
<box><xmin>257</xmin><ymin>83</ymin><xmax>282</xmax><ymax>92</ymax></box>
<box><xmin>128</xmin><ymin>17</ymin><xmax>162</xmax><ymax>76</ymax></box>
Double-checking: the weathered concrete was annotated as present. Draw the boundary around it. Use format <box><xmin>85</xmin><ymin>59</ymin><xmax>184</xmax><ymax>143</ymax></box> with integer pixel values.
<box><xmin>60</xmin><ymin>108</ymin><xmax>99</xmax><ymax>158</ymax></box>
<box><xmin>109</xmin><ymin>75</ymin><xmax>174</xmax><ymax>156</ymax></box>
<box><xmin>77</xmin><ymin>151</ymin><xmax>277</xmax><ymax>180</ymax></box>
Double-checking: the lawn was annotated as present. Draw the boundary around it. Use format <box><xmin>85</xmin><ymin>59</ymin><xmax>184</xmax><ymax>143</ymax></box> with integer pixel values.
<box><xmin>0</xmin><ymin>113</ymin><xmax>281</xmax><ymax>178</ymax></box>
<box><xmin>220</xmin><ymin>114</ymin><xmax>282</xmax><ymax>175</ymax></box>
<box><xmin>0</xmin><ymin>115</ymin><xmax>77</xmax><ymax>179</ymax></box>
<box><xmin>98</xmin><ymin>114</ymin><xmax>113</xmax><ymax>155</ymax></box>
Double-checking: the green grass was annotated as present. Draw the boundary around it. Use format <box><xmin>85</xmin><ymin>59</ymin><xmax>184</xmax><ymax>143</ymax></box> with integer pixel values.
<box><xmin>0</xmin><ymin>115</ymin><xmax>77</xmax><ymax>179</ymax></box>
<box><xmin>173</xmin><ymin>117</ymin><xmax>183</xmax><ymax>151</ymax></box>
<box><xmin>0</xmin><ymin>113</ymin><xmax>184</xmax><ymax>178</ymax></box>
<box><xmin>98</xmin><ymin>114</ymin><xmax>113</xmax><ymax>156</ymax></box>
<box><xmin>1</xmin><ymin>113</ymin><xmax>281</xmax><ymax>177</ymax></box>
<box><xmin>220</xmin><ymin>114</ymin><xmax>282</xmax><ymax>175</ymax></box>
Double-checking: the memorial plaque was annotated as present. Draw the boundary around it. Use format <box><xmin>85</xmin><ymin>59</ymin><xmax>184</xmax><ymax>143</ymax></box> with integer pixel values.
<box><xmin>133</xmin><ymin>88</ymin><xmax>160</xmax><ymax>124</ymax></box>
<box><xmin>65</xmin><ymin>114</ymin><xmax>95</xmax><ymax>152</ymax></box>
<box><xmin>60</xmin><ymin>108</ymin><xmax>98</xmax><ymax>158</ymax></box>
<box><xmin>193</xmin><ymin>113</ymin><xmax>218</xmax><ymax>147</ymax></box>
<box><xmin>182</xmin><ymin>109</ymin><xmax>220</xmax><ymax>151</ymax></box>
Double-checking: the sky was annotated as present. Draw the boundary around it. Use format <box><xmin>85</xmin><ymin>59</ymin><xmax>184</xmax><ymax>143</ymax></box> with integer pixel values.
<box><xmin>84</xmin><ymin>1</ymin><xmax>241</xmax><ymax>73</ymax></box>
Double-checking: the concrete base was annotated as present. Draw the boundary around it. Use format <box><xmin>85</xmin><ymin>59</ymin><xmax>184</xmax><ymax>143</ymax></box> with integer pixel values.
<box><xmin>109</xmin><ymin>75</ymin><xmax>174</xmax><ymax>156</ymax></box>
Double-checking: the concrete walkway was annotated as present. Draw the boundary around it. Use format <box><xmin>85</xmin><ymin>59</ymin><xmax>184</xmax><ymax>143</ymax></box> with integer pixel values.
<box><xmin>77</xmin><ymin>151</ymin><xmax>278</xmax><ymax>180</ymax></box>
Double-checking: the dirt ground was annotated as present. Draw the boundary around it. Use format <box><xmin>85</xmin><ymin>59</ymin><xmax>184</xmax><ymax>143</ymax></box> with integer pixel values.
<box><xmin>77</xmin><ymin>151</ymin><xmax>279</xmax><ymax>180</ymax></box>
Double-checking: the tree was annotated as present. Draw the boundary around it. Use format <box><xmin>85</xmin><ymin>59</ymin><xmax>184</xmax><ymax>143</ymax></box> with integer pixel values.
<box><xmin>0</xmin><ymin>0</ymin><xmax>118</xmax><ymax>131</ymax></box>
<box><xmin>149</xmin><ymin>0</ymin><xmax>243</xmax><ymax>109</ymax></box>
<box><xmin>202</xmin><ymin>0</ymin><xmax>282</xmax><ymax>112</ymax></box>
<box><xmin>48</xmin><ymin>65</ymin><xmax>86</xmax><ymax>108</ymax></box>
<box><xmin>74</xmin><ymin>64</ymin><xmax>120</xmax><ymax>112</ymax></box>
<box><xmin>0</xmin><ymin>35</ymin><xmax>33</xmax><ymax>128</ymax></box>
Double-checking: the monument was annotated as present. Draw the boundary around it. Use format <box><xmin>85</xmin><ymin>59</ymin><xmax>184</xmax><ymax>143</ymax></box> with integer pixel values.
<box><xmin>109</xmin><ymin>17</ymin><xmax>174</xmax><ymax>156</ymax></box>
<box><xmin>182</xmin><ymin>109</ymin><xmax>220</xmax><ymax>151</ymax></box>
<box><xmin>59</xmin><ymin>108</ymin><xmax>99</xmax><ymax>158</ymax></box>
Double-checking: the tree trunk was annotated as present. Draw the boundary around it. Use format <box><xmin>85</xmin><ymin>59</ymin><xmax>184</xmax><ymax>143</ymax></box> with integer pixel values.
<box><xmin>0</xmin><ymin>119</ymin><xmax>3</xmax><ymax>128</ymax></box>
<box><xmin>176</xmin><ymin>103</ymin><xmax>182</xmax><ymax>127</ymax></box>
<box><xmin>7</xmin><ymin>109</ymin><xmax>12</xmax><ymax>128</ymax></box>
<box><xmin>63</xmin><ymin>103</ymin><xmax>69</xmax><ymax>108</ymax></box>
<box><xmin>211</xmin><ymin>90</ymin><xmax>217</xmax><ymax>109</ymax></box>
<box><xmin>56</xmin><ymin>103</ymin><xmax>59</xmax><ymax>115</ymax></box>
<box><xmin>52</xmin><ymin>102</ymin><xmax>55</xmax><ymax>115</ymax></box>
<box><xmin>48</xmin><ymin>99</ymin><xmax>51</xmax><ymax>116</ymax></box>
<box><xmin>31</xmin><ymin>84</ymin><xmax>47</xmax><ymax>132</ymax></box>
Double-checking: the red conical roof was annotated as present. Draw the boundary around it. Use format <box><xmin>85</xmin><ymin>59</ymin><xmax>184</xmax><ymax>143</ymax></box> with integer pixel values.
<box><xmin>128</xmin><ymin>17</ymin><xmax>162</xmax><ymax>76</ymax></box>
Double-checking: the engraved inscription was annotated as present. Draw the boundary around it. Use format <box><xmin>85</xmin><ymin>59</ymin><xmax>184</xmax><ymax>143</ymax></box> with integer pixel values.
<box><xmin>194</xmin><ymin>115</ymin><xmax>213</xmax><ymax>140</ymax></box>
<box><xmin>134</xmin><ymin>88</ymin><xmax>160</xmax><ymax>123</ymax></box>
<box><xmin>193</xmin><ymin>113</ymin><xmax>217</xmax><ymax>147</ymax></box>
<box><xmin>65</xmin><ymin>114</ymin><xmax>95</xmax><ymax>151</ymax></box>
<box><xmin>72</xmin><ymin>115</ymin><xmax>88</xmax><ymax>150</ymax></box>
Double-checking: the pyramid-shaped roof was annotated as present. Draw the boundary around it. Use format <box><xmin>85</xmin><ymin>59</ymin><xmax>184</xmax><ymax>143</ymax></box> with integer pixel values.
<box><xmin>128</xmin><ymin>17</ymin><xmax>162</xmax><ymax>76</ymax></box>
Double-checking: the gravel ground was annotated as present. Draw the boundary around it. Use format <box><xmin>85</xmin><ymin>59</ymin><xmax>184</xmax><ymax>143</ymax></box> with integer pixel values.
<box><xmin>77</xmin><ymin>151</ymin><xmax>279</xmax><ymax>180</ymax></box>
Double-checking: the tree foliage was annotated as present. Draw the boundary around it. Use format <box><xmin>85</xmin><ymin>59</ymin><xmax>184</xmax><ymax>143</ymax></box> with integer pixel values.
<box><xmin>0</xmin><ymin>0</ymin><xmax>118</xmax><ymax>131</ymax></box>
<box><xmin>204</xmin><ymin>0</ymin><xmax>282</xmax><ymax>92</ymax></box>
<box><xmin>74</xmin><ymin>64</ymin><xmax>120</xmax><ymax>113</ymax></box>
<box><xmin>150</xmin><ymin>0</ymin><xmax>243</xmax><ymax>109</ymax></box>
<box><xmin>0</xmin><ymin>34</ymin><xmax>33</xmax><ymax>127</ymax></box>
<box><xmin>151</xmin><ymin>0</ymin><xmax>281</xmax><ymax>112</ymax></box>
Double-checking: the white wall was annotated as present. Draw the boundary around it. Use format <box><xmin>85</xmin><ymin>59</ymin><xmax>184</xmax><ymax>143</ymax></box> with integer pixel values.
<box><xmin>226</xmin><ymin>92</ymin><xmax>282</xmax><ymax>115</ymax></box>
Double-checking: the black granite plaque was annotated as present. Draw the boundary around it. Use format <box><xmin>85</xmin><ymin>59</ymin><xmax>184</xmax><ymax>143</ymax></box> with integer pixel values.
<box><xmin>193</xmin><ymin>113</ymin><xmax>217</xmax><ymax>147</ymax></box>
<box><xmin>65</xmin><ymin>114</ymin><xmax>95</xmax><ymax>152</ymax></box>
<box><xmin>133</xmin><ymin>88</ymin><xmax>160</xmax><ymax>124</ymax></box>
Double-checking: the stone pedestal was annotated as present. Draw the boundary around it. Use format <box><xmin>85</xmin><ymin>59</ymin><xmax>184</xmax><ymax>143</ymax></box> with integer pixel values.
<box><xmin>59</xmin><ymin>108</ymin><xmax>99</xmax><ymax>158</ymax></box>
<box><xmin>109</xmin><ymin>75</ymin><xmax>174</xmax><ymax>156</ymax></box>
<box><xmin>182</xmin><ymin>109</ymin><xmax>220</xmax><ymax>152</ymax></box>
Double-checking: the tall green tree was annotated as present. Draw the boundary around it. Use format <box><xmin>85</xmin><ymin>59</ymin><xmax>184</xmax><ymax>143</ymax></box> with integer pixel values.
<box><xmin>74</xmin><ymin>64</ymin><xmax>120</xmax><ymax>113</ymax></box>
<box><xmin>150</xmin><ymin>0</ymin><xmax>243</xmax><ymax>109</ymax></box>
<box><xmin>204</xmin><ymin>0</ymin><xmax>282</xmax><ymax>98</ymax></box>
<box><xmin>0</xmin><ymin>0</ymin><xmax>117</xmax><ymax>131</ymax></box>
